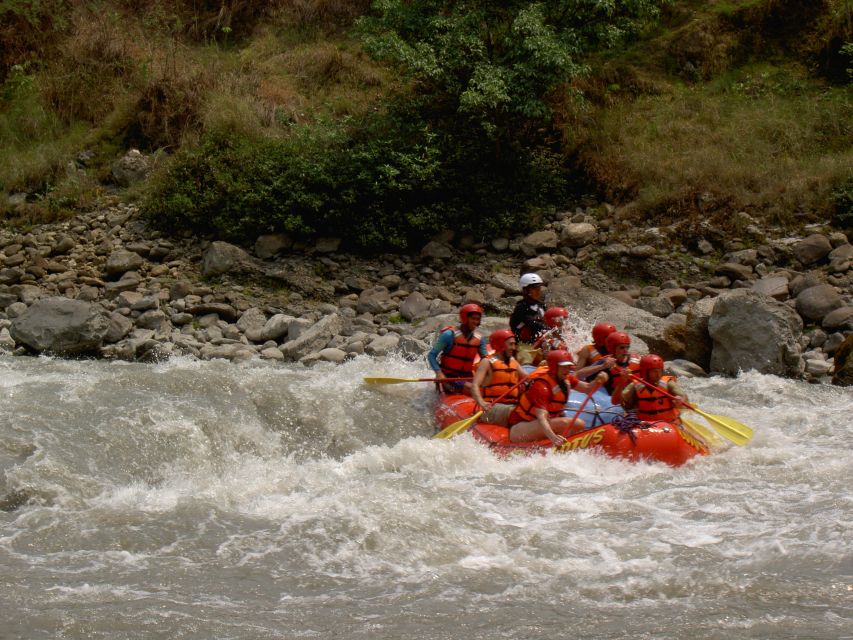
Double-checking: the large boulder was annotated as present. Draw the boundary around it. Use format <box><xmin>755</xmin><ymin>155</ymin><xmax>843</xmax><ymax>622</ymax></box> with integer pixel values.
<box><xmin>201</xmin><ymin>241</ymin><xmax>257</xmax><ymax>277</ymax></box>
<box><xmin>10</xmin><ymin>297</ymin><xmax>110</xmax><ymax>354</ymax></box>
<box><xmin>708</xmin><ymin>289</ymin><xmax>803</xmax><ymax>377</ymax></box>
<box><xmin>279</xmin><ymin>313</ymin><xmax>343</xmax><ymax>361</ymax></box>
<box><xmin>683</xmin><ymin>296</ymin><xmax>717</xmax><ymax>370</ymax></box>
<box><xmin>795</xmin><ymin>284</ymin><xmax>844</xmax><ymax>323</ymax></box>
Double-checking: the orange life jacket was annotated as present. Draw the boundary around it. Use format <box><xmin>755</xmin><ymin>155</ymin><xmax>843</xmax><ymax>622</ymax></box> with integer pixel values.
<box><xmin>605</xmin><ymin>354</ymin><xmax>641</xmax><ymax>395</ymax></box>
<box><xmin>439</xmin><ymin>328</ymin><xmax>483</xmax><ymax>379</ymax></box>
<box><xmin>634</xmin><ymin>375</ymin><xmax>680</xmax><ymax>423</ymax></box>
<box><xmin>508</xmin><ymin>373</ymin><xmax>571</xmax><ymax>425</ymax></box>
<box><xmin>482</xmin><ymin>355</ymin><xmax>522</xmax><ymax>402</ymax></box>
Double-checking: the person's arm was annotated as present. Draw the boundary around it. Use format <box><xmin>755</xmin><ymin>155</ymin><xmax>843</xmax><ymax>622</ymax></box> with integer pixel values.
<box><xmin>534</xmin><ymin>406</ymin><xmax>565</xmax><ymax>446</ymax></box>
<box><xmin>478</xmin><ymin>335</ymin><xmax>489</xmax><ymax>357</ymax></box>
<box><xmin>667</xmin><ymin>380</ymin><xmax>689</xmax><ymax>407</ymax></box>
<box><xmin>575</xmin><ymin>345</ymin><xmax>591</xmax><ymax>369</ymax></box>
<box><xmin>574</xmin><ymin>372</ymin><xmax>608</xmax><ymax>394</ymax></box>
<box><xmin>615</xmin><ymin>381</ymin><xmax>637</xmax><ymax>408</ymax></box>
<box><xmin>471</xmin><ymin>358</ymin><xmax>492</xmax><ymax>409</ymax></box>
<box><xmin>427</xmin><ymin>330</ymin><xmax>454</xmax><ymax>375</ymax></box>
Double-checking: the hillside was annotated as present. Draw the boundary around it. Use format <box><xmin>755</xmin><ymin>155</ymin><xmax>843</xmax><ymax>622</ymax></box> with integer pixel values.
<box><xmin>0</xmin><ymin>0</ymin><xmax>851</xmax><ymax>248</ymax></box>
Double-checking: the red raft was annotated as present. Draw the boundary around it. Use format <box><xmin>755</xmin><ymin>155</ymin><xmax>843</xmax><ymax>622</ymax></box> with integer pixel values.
<box><xmin>436</xmin><ymin>395</ymin><xmax>709</xmax><ymax>467</ymax></box>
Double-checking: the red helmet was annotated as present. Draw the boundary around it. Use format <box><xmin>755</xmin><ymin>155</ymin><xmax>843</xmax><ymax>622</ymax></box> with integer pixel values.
<box><xmin>489</xmin><ymin>328</ymin><xmax>514</xmax><ymax>352</ymax></box>
<box><xmin>546</xmin><ymin>349</ymin><xmax>574</xmax><ymax>376</ymax></box>
<box><xmin>605</xmin><ymin>331</ymin><xmax>631</xmax><ymax>354</ymax></box>
<box><xmin>639</xmin><ymin>354</ymin><xmax>664</xmax><ymax>374</ymax></box>
<box><xmin>592</xmin><ymin>322</ymin><xmax>617</xmax><ymax>347</ymax></box>
<box><xmin>459</xmin><ymin>303</ymin><xmax>483</xmax><ymax>323</ymax></box>
<box><xmin>544</xmin><ymin>307</ymin><xmax>569</xmax><ymax>328</ymax></box>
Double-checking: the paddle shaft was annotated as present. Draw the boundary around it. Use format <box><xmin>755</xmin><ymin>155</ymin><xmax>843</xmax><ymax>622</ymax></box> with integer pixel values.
<box><xmin>365</xmin><ymin>376</ymin><xmax>473</xmax><ymax>384</ymax></box>
<box><xmin>566</xmin><ymin>382</ymin><xmax>602</xmax><ymax>426</ymax></box>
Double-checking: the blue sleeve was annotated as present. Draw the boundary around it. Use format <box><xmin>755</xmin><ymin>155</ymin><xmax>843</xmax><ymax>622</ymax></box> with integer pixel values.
<box><xmin>479</xmin><ymin>336</ymin><xmax>488</xmax><ymax>356</ymax></box>
<box><xmin>428</xmin><ymin>330</ymin><xmax>454</xmax><ymax>371</ymax></box>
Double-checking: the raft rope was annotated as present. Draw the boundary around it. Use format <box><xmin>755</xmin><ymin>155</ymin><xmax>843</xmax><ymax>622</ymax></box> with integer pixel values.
<box><xmin>610</xmin><ymin>413</ymin><xmax>656</xmax><ymax>444</ymax></box>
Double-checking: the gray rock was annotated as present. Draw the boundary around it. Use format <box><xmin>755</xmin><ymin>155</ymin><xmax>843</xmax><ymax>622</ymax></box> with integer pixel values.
<box><xmin>104</xmin><ymin>312</ymin><xmax>133</xmax><ymax>343</ymax></box>
<box><xmin>279</xmin><ymin>313</ymin><xmax>343</xmax><ymax>361</ymax></box>
<box><xmin>398</xmin><ymin>334</ymin><xmax>429</xmax><ymax>360</ymax></box>
<box><xmin>10</xmin><ymin>297</ymin><xmax>110</xmax><ymax>355</ymax></box>
<box><xmin>111</xmin><ymin>149</ymin><xmax>150</xmax><ymax>186</ymax></box>
<box><xmin>315</xmin><ymin>237</ymin><xmax>341</xmax><ymax>253</ymax></box>
<box><xmin>187</xmin><ymin>303</ymin><xmax>239</xmax><ymax>323</ymax></box>
<box><xmin>254</xmin><ymin>233</ymin><xmax>292</xmax><ymax>259</ymax></box>
<box><xmin>708</xmin><ymin>289</ymin><xmax>803</xmax><ymax>377</ymax></box>
<box><xmin>520</xmin><ymin>230</ymin><xmax>558</xmax><ymax>256</ymax></box>
<box><xmin>420</xmin><ymin>241</ymin><xmax>453</xmax><ymax>260</ymax></box>
<box><xmin>259</xmin><ymin>313</ymin><xmax>295</xmax><ymax>342</ymax></box>
<box><xmin>751</xmin><ymin>275</ymin><xmax>789</xmax><ymax>300</ymax></box>
<box><xmin>665</xmin><ymin>359</ymin><xmax>708</xmax><ymax>378</ymax></box>
<box><xmin>365</xmin><ymin>333</ymin><xmax>400</xmax><ymax>356</ymax></box>
<box><xmin>315</xmin><ymin>347</ymin><xmax>348</xmax><ymax>363</ymax></box>
<box><xmin>558</xmin><ymin>222</ymin><xmax>597</xmax><ymax>248</ymax></box>
<box><xmin>237</xmin><ymin>307</ymin><xmax>267</xmax><ymax>335</ymax></box>
<box><xmin>635</xmin><ymin>296</ymin><xmax>675</xmax><ymax>318</ymax></box>
<box><xmin>104</xmin><ymin>250</ymin><xmax>144</xmax><ymax>277</ymax></box>
<box><xmin>287</xmin><ymin>318</ymin><xmax>313</xmax><ymax>341</ymax></box>
<box><xmin>5</xmin><ymin>302</ymin><xmax>27</xmax><ymax>319</ymax></box>
<box><xmin>715</xmin><ymin>262</ymin><xmax>753</xmax><ymax>282</ymax></box>
<box><xmin>822</xmin><ymin>306</ymin><xmax>853</xmax><ymax>331</ymax></box>
<box><xmin>400</xmin><ymin>291</ymin><xmax>431</xmax><ymax>321</ymax></box>
<box><xmin>796</xmin><ymin>284</ymin><xmax>843</xmax><ymax>323</ymax></box>
<box><xmin>136</xmin><ymin>310</ymin><xmax>167</xmax><ymax>330</ymax></box>
<box><xmin>201</xmin><ymin>241</ymin><xmax>256</xmax><ymax>277</ymax></box>
<box><xmin>357</xmin><ymin>286</ymin><xmax>396</xmax><ymax>314</ymax></box>
<box><xmin>793</xmin><ymin>234</ymin><xmax>832</xmax><ymax>265</ymax></box>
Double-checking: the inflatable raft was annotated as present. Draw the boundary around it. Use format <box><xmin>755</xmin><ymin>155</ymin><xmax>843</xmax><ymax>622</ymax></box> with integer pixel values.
<box><xmin>435</xmin><ymin>394</ymin><xmax>709</xmax><ymax>466</ymax></box>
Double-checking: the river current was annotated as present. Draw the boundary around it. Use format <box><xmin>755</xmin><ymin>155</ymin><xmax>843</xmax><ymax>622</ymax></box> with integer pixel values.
<box><xmin>0</xmin><ymin>350</ymin><xmax>851</xmax><ymax>639</ymax></box>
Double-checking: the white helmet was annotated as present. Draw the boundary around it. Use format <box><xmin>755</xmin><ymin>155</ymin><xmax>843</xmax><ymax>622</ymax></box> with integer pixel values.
<box><xmin>519</xmin><ymin>273</ymin><xmax>544</xmax><ymax>288</ymax></box>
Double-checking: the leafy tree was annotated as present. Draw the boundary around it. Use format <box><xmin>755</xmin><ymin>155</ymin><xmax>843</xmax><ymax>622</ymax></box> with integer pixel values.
<box><xmin>357</xmin><ymin>0</ymin><xmax>664</xmax><ymax>147</ymax></box>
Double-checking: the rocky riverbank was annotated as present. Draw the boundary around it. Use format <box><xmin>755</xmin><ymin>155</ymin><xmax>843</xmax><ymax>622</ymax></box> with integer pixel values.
<box><xmin>1</xmin><ymin>199</ymin><xmax>852</xmax><ymax>385</ymax></box>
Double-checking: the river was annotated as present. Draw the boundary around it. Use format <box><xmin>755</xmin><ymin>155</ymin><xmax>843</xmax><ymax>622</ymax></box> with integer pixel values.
<box><xmin>0</xmin><ymin>352</ymin><xmax>850</xmax><ymax>639</ymax></box>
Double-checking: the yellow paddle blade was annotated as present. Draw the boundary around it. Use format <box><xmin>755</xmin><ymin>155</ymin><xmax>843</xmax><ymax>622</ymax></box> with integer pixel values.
<box><xmin>693</xmin><ymin>408</ymin><xmax>754</xmax><ymax>446</ymax></box>
<box><xmin>680</xmin><ymin>415</ymin><xmax>721</xmax><ymax>447</ymax></box>
<box><xmin>433</xmin><ymin>411</ymin><xmax>483</xmax><ymax>440</ymax></box>
<box><xmin>364</xmin><ymin>377</ymin><xmax>421</xmax><ymax>384</ymax></box>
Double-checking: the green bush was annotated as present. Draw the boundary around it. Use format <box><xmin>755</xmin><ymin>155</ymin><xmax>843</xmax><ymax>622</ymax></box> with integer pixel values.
<box><xmin>143</xmin><ymin>109</ymin><xmax>570</xmax><ymax>250</ymax></box>
<box><xmin>832</xmin><ymin>177</ymin><xmax>853</xmax><ymax>229</ymax></box>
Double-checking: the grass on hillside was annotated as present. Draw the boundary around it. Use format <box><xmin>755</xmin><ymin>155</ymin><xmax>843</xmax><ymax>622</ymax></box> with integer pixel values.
<box><xmin>581</xmin><ymin>64</ymin><xmax>852</xmax><ymax>227</ymax></box>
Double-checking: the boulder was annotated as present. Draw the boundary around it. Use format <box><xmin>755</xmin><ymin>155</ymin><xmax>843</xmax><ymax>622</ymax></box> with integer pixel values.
<box><xmin>520</xmin><ymin>230</ymin><xmax>558</xmax><ymax>256</ymax></box>
<box><xmin>793</xmin><ymin>234</ymin><xmax>832</xmax><ymax>265</ymax></box>
<box><xmin>111</xmin><ymin>149</ymin><xmax>150</xmax><ymax>186</ymax></box>
<box><xmin>400</xmin><ymin>291</ymin><xmax>431</xmax><ymax>321</ymax></box>
<box><xmin>708</xmin><ymin>289</ymin><xmax>803</xmax><ymax>377</ymax></box>
<box><xmin>279</xmin><ymin>313</ymin><xmax>343</xmax><ymax>361</ymax></box>
<box><xmin>683</xmin><ymin>297</ymin><xmax>716</xmax><ymax>370</ymax></box>
<box><xmin>356</xmin><ymin>286</ymin><xmax>396</xmax><ymax>314</ymax></box>
<box><xmin>558</xmin><ymin>222</ymin><xmax>597</xmax><ymax>248</ymax></box>
<box><xmin>254</xmin><ymin>233</ymin><xmax>292</xmax><ymax>259</ymax></box>
<box><xmin>104</xmin><ymin>312</ymin><xmax>133</xmax><ymax>343</ymax></box>
<box><xmin>104</xmin><ymin>250</ymin><xmax>144</xmax><ymax>277</ymax></box>
<box><xmin>201</xmin><ymin>241</ymin><xmax>256</xmax><ymax>277</ymax></box>
<box><xmin>751</xmin><ymin>275</ymin><xmax>789</xmax><ymax>300</ymax></box>
<box><xmin>795</xmin><ymin>284</ymin><xmax>843</xmax><ymax>323</ymax></box>
<box><xmin>10</xmin><ymin>297</ymin><xmax>110</xmax><ymax>355</ymax></box>
<box><xmin>365</xmin><ymin>333</ymin><xmax>400</xmax><ymax>356</ymax></box>
<box><xmin>822</xmin><ymin>306</ymin><xmax>853</xmax><ymax>331</ymax></box>
<box><xmin>420</xmin><ymin>241</ymin><xmax>453</xmax><ymax>260</ymax></box>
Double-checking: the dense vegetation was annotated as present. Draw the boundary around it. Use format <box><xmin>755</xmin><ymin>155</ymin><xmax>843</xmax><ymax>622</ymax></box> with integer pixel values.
<box><xmin>0</xmin><ymin>0</ymin><xmax>851</xmax><ymax>250</ymax></box>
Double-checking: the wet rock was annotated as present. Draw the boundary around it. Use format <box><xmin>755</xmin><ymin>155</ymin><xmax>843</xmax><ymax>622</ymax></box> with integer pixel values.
<box><xmin>104</xmin><ymin>312</ymin><xmax>133</xmax><ymax>343</ymax></box>
<box><xmin>708</xmin><ymin>289</ymin><xmax>803</xmax><ymax>377</ymax></box>
<box><xmin>365</xmin><ymin>333</ymin><xmax>400</xmax><ymax>356</ymax></box>
<box><xmin>10</xmin><ymin>297</ymin><xmax>110</xmax><ymax>355</ymax></box>
<box><xmin>279</xmin><ymin>313</ymin><xmax>343</xmax><ymax>361</ymax></box>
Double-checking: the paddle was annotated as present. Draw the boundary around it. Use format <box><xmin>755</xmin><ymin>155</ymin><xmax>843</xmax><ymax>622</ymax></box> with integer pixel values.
<box><xmin>627</xmin><ymin>374</ymin><xmax>753</xmax><ymax>446</ymax></box>
<box><xmin>556</xmin><ymin>382</ymin><xmax>602</xmax><ymax>448</ymax></box>
<box><xmin>680</xmin><ymin>415</ymin><xmax>721</xmax><ymax>447</ymax></box>
<box><xmin>364</xmin><ymin>376</ymin><xmax>472</xmax><ymax>385</ymax></box>
<box><xmin>432</xmin><ymin>376</ymin><xmax>528</xmax><ymax>440</ymax></box>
